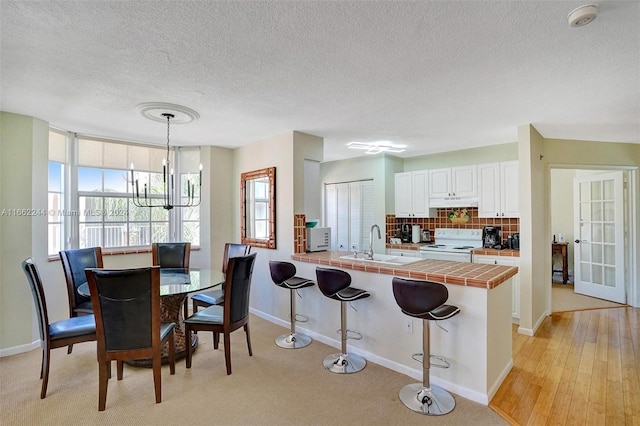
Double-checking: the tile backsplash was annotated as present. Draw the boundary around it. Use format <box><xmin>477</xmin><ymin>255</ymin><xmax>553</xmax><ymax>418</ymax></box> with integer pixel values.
<box><xmin>385</xmin><ymin>208</ymin><xmax>519</xmax><ymax>244</ymax></box>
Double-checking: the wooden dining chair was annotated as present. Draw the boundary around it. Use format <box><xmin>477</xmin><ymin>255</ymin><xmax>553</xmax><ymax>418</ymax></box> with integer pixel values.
<box><xmin>85</xmin><ymin>266</ymin><xmax>176</xmax><ymax>411</ymax></box>
<box><xmin>152</xmin><ymin>242</ymin><xmax>191</xmax><ymax>318</ymax></box>
<box><xmin>152</xmin><ymin>242</ymin><xmax>191</xmax><ymax>268</ymax></box>
<box><xmin>21</xmin><ymin>258</ymin><xmax>97</xmax><ymax>399</ymax></box>
<box><xmin>59</xmin><ymin>247</ymin><xmax>103</xmax><ymax>353</ymax></box>
<box><xmin>190</xmin><ymin>243</ymin><xmax>251</xmax><ymax>316</ymax></box>
<box><xmin>184</xmin><ymin>253</ymin><xmax>257</xmax><ymax>375</ymax></box>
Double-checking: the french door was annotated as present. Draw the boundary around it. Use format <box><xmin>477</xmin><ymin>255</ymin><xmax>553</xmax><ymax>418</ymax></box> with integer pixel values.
<box><xmin>573</xmin><ymin>171</ymin><xmax>625</xmax><ymax>303</ymax></box>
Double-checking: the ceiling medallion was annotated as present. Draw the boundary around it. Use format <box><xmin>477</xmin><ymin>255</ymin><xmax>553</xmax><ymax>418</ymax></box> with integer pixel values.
<box><xmin>136</xmin><ymin>102</ymin><xmax>200</xmax><ymax>124</ymax></box>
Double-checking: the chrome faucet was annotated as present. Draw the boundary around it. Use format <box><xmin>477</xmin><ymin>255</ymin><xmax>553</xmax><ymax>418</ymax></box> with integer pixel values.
<box><xmin>366</xmin><ymin>224</ymin><xmax>381</xmax><ymax>260</ymax></box>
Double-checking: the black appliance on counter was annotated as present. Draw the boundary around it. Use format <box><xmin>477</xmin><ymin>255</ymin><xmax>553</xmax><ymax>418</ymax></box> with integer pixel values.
<box><xmin>510</xmin><ymin>233</ymin><xmax>520</xmax><ymax>250</ymax></box>
<box><xmin>482</xmin><ymin>226</ymin><xmax>502</xmax><ymax>249</ymax></box>
<box><xmin>401</xmin><ymin>224</ymin><xmax>412</xmax><ymax>243</ymax></box>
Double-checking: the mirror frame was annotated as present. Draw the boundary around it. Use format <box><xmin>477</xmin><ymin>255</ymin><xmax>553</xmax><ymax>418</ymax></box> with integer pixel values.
<box><xmin>241</xmin><ymin>166</ymin><xmax>276</xmax><ymax>249</ymax></box>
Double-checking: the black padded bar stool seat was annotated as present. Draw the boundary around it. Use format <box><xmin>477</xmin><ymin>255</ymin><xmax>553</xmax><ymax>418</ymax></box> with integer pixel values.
<box><xmin>269</xmin><ymin>261</ymin><xmax>315</xmax><ymax>349</ymax></box>
<box><xmin>392</xmin><ymin>277</ymin><xmax>460</xmax><ymax>416</ymax></box>
<box><xmin>316</xmin><ymin>267</ymin><xmax>370</xmax><ymax>374</ymax></box>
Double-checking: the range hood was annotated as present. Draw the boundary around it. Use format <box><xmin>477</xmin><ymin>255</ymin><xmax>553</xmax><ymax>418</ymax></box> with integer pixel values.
<box><xmin>429</xmin><ymin>197</ymin><xmax>478</xmax><ymax>208</ymax></box>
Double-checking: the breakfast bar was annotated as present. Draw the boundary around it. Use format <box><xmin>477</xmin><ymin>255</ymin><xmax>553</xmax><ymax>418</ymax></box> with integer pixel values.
<box><xmin>287</xmin><ymin>251</ymin><xmax>518</xmax><ymax>405</ymax></box>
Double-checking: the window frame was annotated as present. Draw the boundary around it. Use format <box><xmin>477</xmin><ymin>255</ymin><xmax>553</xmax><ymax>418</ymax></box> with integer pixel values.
<box><xmin>47</xmin><ymin>129</ymin><xmax>201</xmax><ymax>256</ymax></box>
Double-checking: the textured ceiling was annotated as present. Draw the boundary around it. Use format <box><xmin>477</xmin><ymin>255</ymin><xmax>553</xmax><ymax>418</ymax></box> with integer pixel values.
<box><xmin>1</xmin><ymin>1</ymin><xmax>638</xmax><ymax>162</ymax></box>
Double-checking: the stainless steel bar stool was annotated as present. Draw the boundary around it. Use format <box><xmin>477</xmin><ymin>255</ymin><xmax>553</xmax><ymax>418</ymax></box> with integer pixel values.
<box><xmin>315</xmin><ymin>267</ymin><xmax>370</xmax><ymax>374</ymax></box>
<box><xmin>268</xmin><ymin>261</ymin><xmax>314</xmax><ymax>349</ymax></box>
<box><xmin>392</xmin><ymin>277</ymin><xmax>461</xmax><ymax>415</ymax></box>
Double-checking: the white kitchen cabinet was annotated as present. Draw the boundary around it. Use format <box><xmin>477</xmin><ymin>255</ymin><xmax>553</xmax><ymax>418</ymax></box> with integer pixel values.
<box><xmin>394</xmin><ymin>171</ymin><xmax>435</xmax><ymax>218</ymax></box>
<box><xmin>477</xmin><ymin>161</ymin><xmax>519</xmax><ymax>218</ymax></box>
<box><xmin>473</xmin><ymin>254</ymin><xmax>520</xmax><ymax>322</ymax></box>
<box><xmin>428</xmin><ymin>165</ymin><xmax>477</xmax><ymax>198</ymax></box>
<box><xmin>386</xmin><ymin>249</ymin><xmax>421</xmax><ymax>258</ymax></box>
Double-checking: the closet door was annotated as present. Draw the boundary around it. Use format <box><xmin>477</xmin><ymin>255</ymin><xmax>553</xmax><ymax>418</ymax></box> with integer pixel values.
<box><xmin>349</xmin><ymin>182</ymin><xmax>361</xmax><ymax>251</ymax></box>
<box><xmin>335</xmin><ymin>183</ymin><xmax>350</xmax><ymax>251</ymax></box>
<box><xmin>325</xmin><ymin>184</ymin><xmax>338</xmax><ymax>250</ymax></box>
<box><xmin>360</xmin><ymin>181</ymin><xmax>375</xmax><ymax>251</ymax></box>
<box><xmin>325</xmin><ymin>180</ymin><xmax>374</xmax><ymax>251</ymax></box>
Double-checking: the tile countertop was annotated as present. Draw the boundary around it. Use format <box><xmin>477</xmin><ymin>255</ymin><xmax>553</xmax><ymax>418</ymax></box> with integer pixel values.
<box><xmin>472</xmin><ymin>248</ymin><xmax>520</xmax><ymax>257</ymax></box>
<box><xmin>291</xmin><ymin>251</ymin><xmax>518</xmax><ymax>290</ymax></box>
<box><xmin>385</xmin><ymin>243</ymin><xmax>428</xmax><ymax>251</ymax></box>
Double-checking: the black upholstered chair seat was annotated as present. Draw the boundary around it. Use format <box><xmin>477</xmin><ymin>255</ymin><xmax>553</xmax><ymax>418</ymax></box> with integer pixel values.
<box><xmin>277</xmin><ymin>275</ymin><xmax>315</xmax><ymax>290</ymax></box>
<box><xmin>330</xmin><ymin>286</ymin><xmax>370</xmax><ymax>302</ymax></box>
<box><xmin>160</xmin><ymin>323</ymin><xmax>176</xmax><ymax>341</ymax></box>
<box><xmin>191</xmin><ymin>290</ymin><xmax>224</xmax><ymax>307</ymax></box>
<box><xmin>49</xmin><ymin>314</ymin><xmax>96</xmax><ymax>340</ymax></box>
<box><xmin>400</xmin><ymin>304</ymin><xmax>460</xmax><ymax>321</ymax></box>
<box><xmin>184</xmin><ymin>305</ymin><xmax>223</xmax><ymax>325</ymax></box>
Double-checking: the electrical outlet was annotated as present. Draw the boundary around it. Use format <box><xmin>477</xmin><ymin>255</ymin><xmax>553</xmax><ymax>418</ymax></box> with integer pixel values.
<box><xmin>406</xmin><ymin>319</ymin><xmax>413</xmax><ymax>334</ymax></box>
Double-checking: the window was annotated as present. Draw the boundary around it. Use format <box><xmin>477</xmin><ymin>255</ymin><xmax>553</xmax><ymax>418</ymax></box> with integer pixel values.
<box><xmin>48</xmin><ymin>130</ymin><xmax>201</xmax><ymax>254</ymax></box>
<box><xmin>48</xmin><ymin>130</ymin><xmax>67</xmax><ymax>256</ymax></box>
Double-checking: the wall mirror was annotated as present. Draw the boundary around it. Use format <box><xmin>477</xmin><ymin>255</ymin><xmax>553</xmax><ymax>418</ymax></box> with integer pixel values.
<box><xmin>241</xmin><ymin>167</ymin><xmax>276</xmax><ymax>249</ymax></box>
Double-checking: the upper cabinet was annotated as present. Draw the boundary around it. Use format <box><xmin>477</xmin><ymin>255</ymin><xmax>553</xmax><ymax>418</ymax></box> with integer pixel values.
<box><xmin>429</xmin><ymin>166</ymin><xmax>477</xmax><ymax>198</ymax></box>
<box><xmin>477</xmin><ymin>161</ymin><xmax>519</xmax><ymax>218</ymax></box>
<box><xmin>394</xmin><ymin>171</ymin><xmax>435</xmax><ymax>218</ymax></box>
<box><xmin>428</xmin><ymin>166</ymin><xmax>477</xmax><ymax>208</ymax></box>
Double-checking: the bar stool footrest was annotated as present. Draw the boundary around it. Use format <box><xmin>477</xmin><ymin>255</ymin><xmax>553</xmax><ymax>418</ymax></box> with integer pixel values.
<box><xmin>336</xmin><ymin>328</ymin><xmax>363</xmax><ymax>341</ymax></box>
<box><xmin>411</xmin><ymin>353</ymin><xmax>451</xmax><ymax>369</ymax></box>
<box><xmin>294</xmin><ymin>313</ymin><xmax>308</xmax><ymax>323</ymax></box>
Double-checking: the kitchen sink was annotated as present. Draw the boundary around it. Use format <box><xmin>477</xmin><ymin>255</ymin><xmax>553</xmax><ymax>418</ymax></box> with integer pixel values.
<box><xmin>339</xmin><ymin>254</ymin><xmax>424</xmax><ymax>266</ymax></box>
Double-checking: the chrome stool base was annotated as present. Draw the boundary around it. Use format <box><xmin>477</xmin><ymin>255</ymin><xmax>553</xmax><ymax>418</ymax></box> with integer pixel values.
<box><xmin>275</xmin><ymin>332</ymin><xmax>312</xmax><ymax>349</ymax></box>
<box><xmin>323</xmin><ymin>353</ymin><xmax>366</xmax><ymax>374</ymax></box>
<box><xmin>398</xmin><ymin>383</ymin><xmax>455</xmax><ymax>415</ymax></box>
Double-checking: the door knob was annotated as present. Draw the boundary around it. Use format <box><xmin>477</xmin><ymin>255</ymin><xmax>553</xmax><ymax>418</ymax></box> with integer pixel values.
<box><xmin>575</xmin><ymin>239</ymin><xmax>579</xmax><ymax>243</ymax></box>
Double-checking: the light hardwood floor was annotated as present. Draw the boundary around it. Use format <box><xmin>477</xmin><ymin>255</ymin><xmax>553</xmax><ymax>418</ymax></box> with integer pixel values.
<box><xmin>490</xmin><ymin>307</ymin><xmax>639</xmax><ymax>425</ymax></box>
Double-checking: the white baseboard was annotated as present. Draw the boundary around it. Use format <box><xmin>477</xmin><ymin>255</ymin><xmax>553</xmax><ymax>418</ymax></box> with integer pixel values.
<box><xmin>0</xmin><ymin>340</ymin><xmax>39</xmax><ymax>358</ymax></box>
<box><xmin>249</xmin><ymin>307</ymin><xmax>491</xmax><ymax>405</ymax></box>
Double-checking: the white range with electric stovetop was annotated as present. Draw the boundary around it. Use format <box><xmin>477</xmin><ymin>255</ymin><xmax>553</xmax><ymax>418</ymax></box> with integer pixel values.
<box><xmin>419</xmin><ymin>228</ymin><xmax>483</xmax><ymax>262</ymax></box>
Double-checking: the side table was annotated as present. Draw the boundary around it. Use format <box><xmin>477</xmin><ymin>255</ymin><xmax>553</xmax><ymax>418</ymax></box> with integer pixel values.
<box><xmin>552</xmin><ymin>242</ymin><xmax>569</xmax><ymax>284</ymax></box>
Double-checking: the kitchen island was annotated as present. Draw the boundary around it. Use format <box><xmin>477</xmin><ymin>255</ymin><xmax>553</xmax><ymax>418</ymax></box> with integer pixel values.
<box><xmin>286</xmin><ymin>251</ymin><xmax>518</xmax><ymax>405</ymax></box>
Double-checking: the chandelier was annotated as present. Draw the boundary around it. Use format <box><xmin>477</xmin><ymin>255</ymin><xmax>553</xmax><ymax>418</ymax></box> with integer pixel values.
<box><xmin>130</xmin><ymin>112</ymin><xmax>202</xmax><ymax>210</ymax></box>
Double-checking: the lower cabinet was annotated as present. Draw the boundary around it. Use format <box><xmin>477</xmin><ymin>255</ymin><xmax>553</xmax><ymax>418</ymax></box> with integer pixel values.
<box><xmin>473</xmin><ymin>255</ymin><xmax>520</xmax><ymax>323</ymax></box>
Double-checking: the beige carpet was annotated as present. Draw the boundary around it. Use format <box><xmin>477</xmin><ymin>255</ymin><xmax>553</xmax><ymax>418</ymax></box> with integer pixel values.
<box><xmin>0</xmin><ymin>314</ymin><xmax>506</xmax><ymax>425</ymax></box>
<box><xmin>552</xmin><ymin>283</ymin><xmax>626</xmax><ymax>312</ymax></box>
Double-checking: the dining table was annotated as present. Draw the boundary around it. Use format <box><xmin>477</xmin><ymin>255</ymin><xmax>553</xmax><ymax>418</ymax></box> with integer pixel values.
<box><xmin>78</xmin><ymin>268</ymin><xmax>225</xmax><ymax>365</ymax></box>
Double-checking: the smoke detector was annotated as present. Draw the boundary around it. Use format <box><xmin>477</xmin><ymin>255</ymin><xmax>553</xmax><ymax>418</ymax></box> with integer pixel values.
<box><xmin>568</xmin><ymin>4</ymin><xmax>598</xmax><ymax>27</ymax></box>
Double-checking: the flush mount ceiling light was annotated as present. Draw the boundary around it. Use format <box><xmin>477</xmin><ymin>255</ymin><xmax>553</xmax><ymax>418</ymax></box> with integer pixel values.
<box><xmin>347</xmin><ymin>141</ymin><xmax>407</xmax><ymax>155</ymax></box>
<box><xmin>568</xmin><ymin>4</ymin><xmax>598</xmax><ymax>27</ymax></box>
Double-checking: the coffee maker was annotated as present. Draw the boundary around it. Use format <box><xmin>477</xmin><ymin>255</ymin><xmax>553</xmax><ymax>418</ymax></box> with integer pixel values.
<box><xmin>482</xmin><ymin>226</ymin><xmax>502</xmax><ymax>249</ymax></box>
<box><xmin>401</xmin><ymin>224</ymin><xmax>412</xmax><ymax>243</ymax></box>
